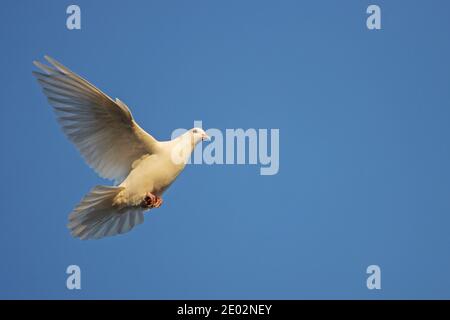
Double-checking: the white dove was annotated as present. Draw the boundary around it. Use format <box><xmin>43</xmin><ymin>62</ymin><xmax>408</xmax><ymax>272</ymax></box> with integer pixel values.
<box><xmin>33</xmin><ymin>56</ymin><xmax>209</xmax><ymax>240</ymax></box>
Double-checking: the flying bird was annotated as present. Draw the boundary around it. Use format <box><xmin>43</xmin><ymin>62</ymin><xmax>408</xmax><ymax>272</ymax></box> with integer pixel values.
<box><xmin>33</xmin><ymin>56</ymin><xmax>209</xmax><ymax>240</ymax></box>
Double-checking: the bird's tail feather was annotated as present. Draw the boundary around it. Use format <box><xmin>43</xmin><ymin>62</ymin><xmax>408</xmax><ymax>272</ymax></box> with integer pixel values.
<box><xmin>68</xmin><ymin>185</ymin><xmax>144</xmax><ymax>240</ymax></box>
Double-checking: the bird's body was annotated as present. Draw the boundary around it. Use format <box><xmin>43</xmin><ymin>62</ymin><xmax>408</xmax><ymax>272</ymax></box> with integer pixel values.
<box><xmin>33</xmin><ymin>56</ymin><xmax>209</xmax><ymax>240</ymax></box>
<box><xmin>116</xmin><ymin>138</ymin><xmax>189</xmax><ymax>206</ymax></box>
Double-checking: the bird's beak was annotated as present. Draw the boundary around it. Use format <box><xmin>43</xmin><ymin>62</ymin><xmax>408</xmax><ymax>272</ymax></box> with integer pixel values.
<box><xmin>202</xmin><ymin>133</ymin><xmax>210</xmax><ymax>141</ymax></box>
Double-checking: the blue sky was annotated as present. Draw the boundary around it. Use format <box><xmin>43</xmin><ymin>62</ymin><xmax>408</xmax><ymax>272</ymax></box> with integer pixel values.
<box><xmin>0</xmin><ymin>0</ymin><xmax>450</xmax><ymax>299</ymax></box>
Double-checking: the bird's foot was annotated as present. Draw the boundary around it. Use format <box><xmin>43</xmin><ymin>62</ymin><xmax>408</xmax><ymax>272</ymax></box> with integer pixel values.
<box><xmin>141</xmin><ymin>192</ymin><xmax>163</xmax><ymax>209</ymax></box>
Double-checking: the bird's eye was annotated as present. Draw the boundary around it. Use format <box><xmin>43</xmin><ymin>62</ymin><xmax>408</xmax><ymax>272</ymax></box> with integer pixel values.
<box><xmin>193</xmin><ymin>129</ymin><xmax>198</xmax><ymax>134</ymax></box>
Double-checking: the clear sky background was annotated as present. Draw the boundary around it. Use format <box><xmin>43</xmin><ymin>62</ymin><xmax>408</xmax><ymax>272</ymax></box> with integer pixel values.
<box><xmin>0</xmin><ymin>0</ymin><xmax>449</xmax><ymax>299</ymax></box>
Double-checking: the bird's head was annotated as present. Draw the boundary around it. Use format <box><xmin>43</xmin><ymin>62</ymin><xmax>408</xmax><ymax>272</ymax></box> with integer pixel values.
<box><xmin>189</xmin><ymin>127</ymin><xmax>210</xmax><ymax>145</ymax></box>
<box><xmin>170</xmin><ymin>127</ymin><xmax>210</xmax><ymax>165</ymax></box>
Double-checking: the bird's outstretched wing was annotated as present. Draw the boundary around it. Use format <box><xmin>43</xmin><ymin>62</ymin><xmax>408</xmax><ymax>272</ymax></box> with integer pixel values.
<box><xmin>33</xmin><ymin>56</ymin><xmax>159</xmax><ymax>184</ymax></box>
